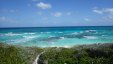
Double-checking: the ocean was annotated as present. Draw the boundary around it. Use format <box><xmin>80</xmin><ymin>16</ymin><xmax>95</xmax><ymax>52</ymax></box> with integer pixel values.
<box><xmin>0</xmin><ymin>26</ymin><xmax>113</xmax><ymax>47</ymax></box>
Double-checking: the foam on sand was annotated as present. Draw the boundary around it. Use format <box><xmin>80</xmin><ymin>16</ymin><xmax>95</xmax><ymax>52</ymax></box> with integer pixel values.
<box><xmin>64</xmin><ymin>45</ymin><xmax>70</xmax><ymax>48</ymax></box>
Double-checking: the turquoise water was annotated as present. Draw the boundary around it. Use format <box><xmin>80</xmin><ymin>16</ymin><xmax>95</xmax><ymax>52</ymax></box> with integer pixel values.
<box><xmin>0</xmin><ymin>26</ymin><xmax>113</xmax><ymax>47</ymax></box>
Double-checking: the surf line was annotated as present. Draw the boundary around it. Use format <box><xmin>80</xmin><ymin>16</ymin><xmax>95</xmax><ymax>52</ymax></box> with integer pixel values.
<box><xmin>32</xmin><ymin>51</ymin><xmax>45</xmax><ymax>64</ymax></box>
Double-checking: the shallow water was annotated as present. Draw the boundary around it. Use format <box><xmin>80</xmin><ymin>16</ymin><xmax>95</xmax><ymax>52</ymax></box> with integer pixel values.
<box><xmin>0</xmin><ymin>26</ymin><xmax>113</xmax><ymax>47</ymax></box>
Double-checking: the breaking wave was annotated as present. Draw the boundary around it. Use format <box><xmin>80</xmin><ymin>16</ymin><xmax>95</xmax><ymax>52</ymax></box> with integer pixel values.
<box><xmin>24</xmin><ymin>33</ymin><xmax>36</xmax><ymax>35</ymax></box>
<box><xmin>83</xmin><ymin>36</ymin><xmax>97</xmax><ymax>39</ymax></box>
<box><xmin>3</xmin><ymin>32</ymin><xmax>22</xmax><ymax>36</ymax></box>
<box><xmin>7</xmin><ymin>35</ymin><xmax>38</xmax><ymax>44</ymax></box>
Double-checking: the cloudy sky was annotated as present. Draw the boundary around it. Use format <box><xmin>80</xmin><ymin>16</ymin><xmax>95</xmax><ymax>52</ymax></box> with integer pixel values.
<box><xmin>0</xmin><ymin>0</ymin><xmax>113</xmax><ymax>27</ymax></box>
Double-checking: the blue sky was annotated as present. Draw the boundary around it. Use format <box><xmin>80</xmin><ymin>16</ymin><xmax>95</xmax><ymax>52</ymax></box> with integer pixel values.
<box><xmin>0</xmin><ymin>0</ymin><xmax>113</xmax><ymax>27</ymax></box>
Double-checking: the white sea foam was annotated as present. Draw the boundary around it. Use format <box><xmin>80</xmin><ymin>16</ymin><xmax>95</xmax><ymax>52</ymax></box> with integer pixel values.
<box><xmin>8</xmin><ymin>35</ymin><xmax>38</xmax><ymax>44</ymax></box>
<box><xmin>102</xmin><ymin>35</ymin><xmax>107</xmax><ymax>36</ymax></box>
<box><xmin>50</xmin><ymin>45</ymin><xmax>56</xmax><ymax>47</ymax></box>
<box><xmin>7</xmin><ymin>39</ymin><xmax>27</xmax><ymax>44</ymax></box>
<box><xmin>58</xmin><ymin>32</ymin><xmax>63</xmax><ymax>33</ymax></box>
<box><xmin>51</xmin><ymin>42</ymin><xmax>55</xmax><ymax>44</ymax></box>
<box><xmin>84</xmin><ymin>36</ymin><xmax>97</xmax><ymax>39</ymax></box>
<box><xmin>89</xmin><ymin>30</ymin><xmax>96</xmax><ymax>31</ymax></box>
<box><xmin>72</xmin><ymin>32</ymin><xmax>79</xmax><ymax>35</ymax></box>
<box><xmin>23</xmin><ymin>35</ymin><xmax>38</xmax><ymax>39</ymax></box>
<box><xmin>85</xmin><ymin>30</ymin><xmax>96</xmax><ymax>32</ymax></box>
<box><xmin>85</xmin><ymin>30</ymin><xmax>90</xmax><ymax>32</ymax></box>
<box><xmin>24</xmin><ymin>33</ymin><xmax>35</xmax><ymax>35</ymax></box>
<box><xmin>5</xmin><ymin>32</ymin><xmax>21</xmax><ymax>36</ymax></box>
<box><xmin>47</xmin><ymin>41</ymin><xmax>55</xmax><ymax>44</ymax></box>
<box><xmin>64</xmin><ymin>45</ymin><xmax>70</xmax><ymax>48</ymax></box>
<box><xmin>80</xmin><ymin>31</ymin><xmax>84</xmax><ymax>33</ymax></box>
<box><xmin>60</xmin><ymin>37</ymin><xmax>65</xmax><ymax>39</ymax></box>
<box><xmin>49</xmin><ymin>36</ymin><xmax>55</xmax><ymax>38</ymax></box>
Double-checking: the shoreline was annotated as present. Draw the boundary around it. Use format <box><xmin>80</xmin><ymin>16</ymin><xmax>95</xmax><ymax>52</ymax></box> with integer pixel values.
<box><xmin>1</xmin><ymin>42</ymin><xmax>113</xmax><ymax>48</ymax></box>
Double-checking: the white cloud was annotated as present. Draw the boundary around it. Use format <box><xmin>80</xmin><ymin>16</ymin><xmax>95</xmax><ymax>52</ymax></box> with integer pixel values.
<box><xmin>52</xmin><ymin>12</ymin><xmax>71</xmax><ymax>17</ymax></box>
<box><xmin>93</xmin><ymin>7</ymin><xmax>113</xmax><ymax>21</ymax></box>
<box><xmin>105</xmin><ymin>8</ymin><xmax>113</xmax><ymax>14</ymax></box>
<box><xmin>53</xmin><ymin>12</ymin><xmax>62</xmax><ymax>17</ymax></box>
<box><xmin>36</xmin><ymin>2</ymin><xmax>51</xmax><ymax>9</ymax></box>
<box><xmin>93</xmin><ymin>9</ymin><xmax>103</xmax><ymax>14</ymax></box>
<box><xmin>93</xmin><ymin>7</ymin><xmax>113</xmax><ymax>14</ymax></box>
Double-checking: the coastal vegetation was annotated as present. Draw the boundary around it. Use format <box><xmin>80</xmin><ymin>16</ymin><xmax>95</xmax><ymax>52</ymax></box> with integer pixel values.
<box><xmin>39</xmin><ymin>43</ymin><xmax>113</xmax><ymax>64</ymax></box>
<box><xmin>0</xmin><ymin>43</ymin><xmax>43</xmax><ymax>64</ymax></box>
<box><xmin>0</xmin><ymin>43</ymin><xmax>113</xmax><ymax>64</ymax></box>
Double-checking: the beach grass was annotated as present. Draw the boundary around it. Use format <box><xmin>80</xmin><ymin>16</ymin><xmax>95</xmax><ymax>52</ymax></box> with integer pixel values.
<box><xmin>0</xmin><ymin>43</ymin><xmax>113</xmax><ymax>64</ymax></box>
<box><xmin>0</xmin><ymin>43</ymin><xmax>43</xmax><ymax>64</ymax></box>
<box><xmin>39</xmin><ymin>43</ymin><xmax>113</xmax><ymax>64</ymax></box>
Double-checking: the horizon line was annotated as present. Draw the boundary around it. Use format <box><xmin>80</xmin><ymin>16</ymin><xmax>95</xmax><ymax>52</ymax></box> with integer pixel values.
<box><xmin>0</xmin><ymin>25</ymin><xmax>113</xmax><ymax>28</ymax></box>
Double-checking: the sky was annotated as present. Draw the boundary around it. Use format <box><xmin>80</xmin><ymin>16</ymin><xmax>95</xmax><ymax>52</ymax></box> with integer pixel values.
<box><xmin>0</xmin><ymin>0</ymin><xmax>113</xmax><ymax>27</ymax></box>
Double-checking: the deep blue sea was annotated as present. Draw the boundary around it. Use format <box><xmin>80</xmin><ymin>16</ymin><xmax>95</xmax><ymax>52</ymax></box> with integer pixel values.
<box><xmin>0</xmin><ymin>26</ymin><xmax>113</xmax><ymax>47</ymax></box>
